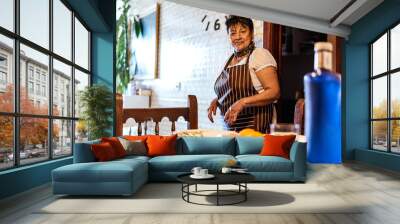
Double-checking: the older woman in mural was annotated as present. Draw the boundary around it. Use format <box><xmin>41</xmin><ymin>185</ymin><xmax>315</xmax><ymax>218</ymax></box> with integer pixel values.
<box><xmin>208</xmin><ymin>15</ymin><xmax>280</xmax><ymax>133</ymax></box>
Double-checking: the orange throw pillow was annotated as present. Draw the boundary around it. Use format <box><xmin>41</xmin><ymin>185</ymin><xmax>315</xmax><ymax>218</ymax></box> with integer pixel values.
<box><xmin>146</xmin><ymin>135</ymin><xmax>177</xmax><ymax>157</ymax></box>
<box><xmin>260</xmin><ymin>134</ymin><xmax>296</xmax><ymax>159</ymax></box>
<box><xmin>91</xmin><ymin>142</ymin><xmax>117</xmax><ymax>161</ymax></box>
<box><xmin>101</xmin><ymin>137</ymin><xmax>126</xmax><ymax>158</ymax></box>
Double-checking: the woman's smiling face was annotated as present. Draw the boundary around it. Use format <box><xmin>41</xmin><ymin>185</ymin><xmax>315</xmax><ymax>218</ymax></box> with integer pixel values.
<box><xmin>228</xmin><ymin>23</ymin><xmax>253</xmax><ymax>52</ymax></box>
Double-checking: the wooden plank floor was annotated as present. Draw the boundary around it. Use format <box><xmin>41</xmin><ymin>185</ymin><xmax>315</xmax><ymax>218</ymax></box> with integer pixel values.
<box><xmin>1</xmin><ymin>162</ymin><xmax>400</xmax><ymax>224</ymax></box>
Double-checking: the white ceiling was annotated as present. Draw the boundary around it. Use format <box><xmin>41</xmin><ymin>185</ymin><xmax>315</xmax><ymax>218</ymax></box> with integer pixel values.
<box><xmin>224</xmin><ymin>0</ymin><xmax>353</xmax><ymax>22</ymax></box>
<box><xmin>166</xmin><ymin>0</ymin><xmax>384</xmax><ymax>38</ymax></box>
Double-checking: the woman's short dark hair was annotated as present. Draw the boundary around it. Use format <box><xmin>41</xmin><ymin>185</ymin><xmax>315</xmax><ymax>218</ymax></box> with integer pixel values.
<box><xmin>225</xmin><ymin>15</ymin><xmax>254</xmax><ymax>33</ymax></box>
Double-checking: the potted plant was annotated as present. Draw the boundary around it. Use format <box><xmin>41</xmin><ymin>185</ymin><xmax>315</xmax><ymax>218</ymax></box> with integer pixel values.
<box><xmin>79</xmin><ymin>84</ymin><xmax>113</xmax><ymax>140</ymax></box>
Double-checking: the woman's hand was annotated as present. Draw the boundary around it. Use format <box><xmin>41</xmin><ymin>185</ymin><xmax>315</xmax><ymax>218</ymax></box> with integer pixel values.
<box><xmin>207</xmin><ymin>98</ymin><xmax>219</xmax><ymax>123</ymax></box>
<box><xmin>224</xmin><ymin>99</ymin><xmax>246</xmax><ymax>125</ymax></box>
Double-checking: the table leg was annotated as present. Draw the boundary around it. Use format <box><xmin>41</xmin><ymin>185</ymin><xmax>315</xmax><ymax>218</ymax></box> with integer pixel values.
<box><xmin>217</xmin><ymin>184</ymin><xmax>219</xmax><ymax>206</ymax></box>
<box><xmin>245</xmin><ymin>183</ymin><xmax>247</xmax><ymax>201</ymax></box>
<box><xmin>187</xmin><ymin>184</ymin><xmax>190</xmax><ymax>202</ymax></box>
<box><xmin>195</xmin><ymin>184</ymin><xmax>197</xmax><ymax>192</ymax></box>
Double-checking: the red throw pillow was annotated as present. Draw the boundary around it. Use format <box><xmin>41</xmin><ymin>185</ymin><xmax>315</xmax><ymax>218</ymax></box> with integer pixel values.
<box><xmin>146</xmin><ymin>135</ymin><xmax>177</xmax><ymax>157</ymax></box>
<box><xmin>101</xmin><ymin>137</ymin><xmax>126</xmax><ymax>158</ymax></box>
<box><xmin>91</xmin><ymin>142</ymin><xmax>117</xmax><ymax>161</ymax></box>
<box><xmin>260</xmin><ymin>134</ymin><xmax>296</xmax><ymax>159</ymax></box>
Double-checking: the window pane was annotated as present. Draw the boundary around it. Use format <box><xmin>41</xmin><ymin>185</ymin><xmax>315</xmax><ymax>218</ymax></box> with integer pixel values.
<box><xmin>372</xmin><ymin>121</ymin><xmax>388</xmax><ymax>151</ymax></box>
<box><xmin>372</xmin><ymin>33</ymin><xmax>387</xmax><ymax>76</ymax></box>
<box><xmin>391</xmin><ymin>72</ymin><xmax>400</xmax><ymax>118</ymax></box>
<box><xmin>372</xmin><ymin>77</ymin><xmax>387</xmax><ymax>119</ymax></box>
<box><xmin>0</xmin><ymin>35</ymin><xmax>14</xmax><ymax>112</ymax></box>
<box><xmin>53</xmin><ymin>59</ymin><xmax>72</xmax><ymax>117</ymax></box>
<box><xmin>74</xmin><ymin>69</ymin><xmax>89</xmax><ymax>118</ymax></box>
<box><xmin>75</xmin><ymin>120</ymin><xmax>88</xmax><ymax>143</ymax></box>
<box><xmin>20</xmin><ymin>117</ymin><xmax>49</xmax><ymax>165</ymax></box>
<box><xmin>391</xmin><ymin>120</ymin><xmax>400</xmax><ymax>153</ymax></box>
<box><xmin>53</xmin><ymin>0</ymin><xmax>72</xmax><ymax>60</ymax></box>
<box><xmin>75</xmin><ymin>18</ymin><xmax>89</xmax><ymax>70</ymax></box>
<box><xmin>53</xmin><ymin>119</ymin><xmax>72</xmax><ymax>158</ymax></box>
<box><xmin>20</xmin><ymin>44</ymin><xmax>49</xmax><ymax>115</ymax></box>
<box><xmin>0</xmin><ymin>116</ymin><xmax>13</xmax><ymax>170</ymax></box>
<box><xmin>391</xmin><ymin>24</ymin><xmax>400</xmax><ymax>70</ymax></box>
<box><xmin>0</xmin><ymin>0</ymin><xmax>14</xmax><ymax>31</ymax></box>
<box><xmin>20</xmin><ymin>0</ymin><xmax>49</xmax><ymax>49</ymax></box>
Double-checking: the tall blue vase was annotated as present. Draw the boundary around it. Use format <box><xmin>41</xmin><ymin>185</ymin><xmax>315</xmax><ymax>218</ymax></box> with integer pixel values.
<box><xmin>304</xmin><ymin>43</ymin><xmax>342</xmax><ymax>164</ymax></box>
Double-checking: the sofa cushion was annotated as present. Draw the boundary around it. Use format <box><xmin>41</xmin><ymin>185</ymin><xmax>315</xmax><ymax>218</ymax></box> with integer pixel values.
<box><xmin>115</xmin><ymin>155</ymin><xmax>150</xmax><ymax>163</ymax></box>
<box><xmin>123</xmin><ymin>135</ymin><xmax>149</xmax><ymax>142</ymax></box>
<box><xmin>260</xmin><ymin>134</ymin><xmax>296</xmax><ymax>159</ymax></box>
<box><xmin>177</xmin><ymin>137</ymin><xmax>236</xmax><ymax>155</ymax></box>
<box><xmin>52</xmin><ymin>159</ymin><xmax>147</xmax><ymax>183</ymax></box>
<box><xmin>118</xmin><ymin>137</ymin><xmax>147</xmax><ymax>156</ymax></box>
<box><xmin>148</xmin><ymin>154</ymin><xmax>235</xmax><ymax>172</ymax></box>
<box><xmin>236</xmin><ymin>155</ymin><xmax>293</xmax><ymax>172</ymax></box>
<box><xmin>91</xmin><ymin>142</ymin><xmax>118</xmax><ymax>161</ymax></box>
<box><xmin>101</xmin><ymin>137</ymin><xmax>127</xmax><ymax>158</ymax></box>
<box><xmin>236</xmin><ymin>137</ymin><xmax>264</xmax><ymax>155</ymax></box>
<box><xmin>147</xmin><ymin>135</ymin><xmax>178</xmax><ymax>157</ymax></box>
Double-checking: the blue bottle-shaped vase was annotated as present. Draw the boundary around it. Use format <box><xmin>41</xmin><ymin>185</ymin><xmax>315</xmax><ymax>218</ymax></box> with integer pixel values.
<box><xmin>304</xmin><ymin>42</ymin><xmax>341</xmax><ymax>163</ymax></box>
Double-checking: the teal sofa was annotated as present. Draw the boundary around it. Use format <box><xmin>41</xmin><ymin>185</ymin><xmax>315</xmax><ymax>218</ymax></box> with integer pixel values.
<box><xmin>52</xmin><ymin>136</ymin><xmax>307</xmax><ymax>196</ymax></box>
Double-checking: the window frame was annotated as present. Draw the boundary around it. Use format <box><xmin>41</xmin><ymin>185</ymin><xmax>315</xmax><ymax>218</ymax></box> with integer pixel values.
<box><xmin>370</xmin><ymin>20</ymin><xmax>400</xmax><ymax>154</ymax></box>
<box><xmin>0</xmin><ymin>71</ymin><xmax>7</xmax><ymax>85</ymax></box>
<box><xmin>0</xmin><ymin>0</ymin><xmax>92</xmax><ymax>171</ymax></box>
<box><xmin>0</xmin><ymin>53</ymin><xmax>8</xmax><ymax>88</ymax></box>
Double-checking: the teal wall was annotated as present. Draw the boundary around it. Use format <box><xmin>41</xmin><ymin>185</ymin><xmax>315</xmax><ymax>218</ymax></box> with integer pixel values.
<box><xmin>0</xmin><ymin>158</ymin><xmax>72</xmax><ymax>199</ymax></box>
<box><xmin>355</xmin><ymin>149</ymin><xmax>400</xmax><ymax>172</ymax></box>
<box><xmin>0</xmin><ymin>0</ymin><xmax>116</xmax><ymax>200</ymax></box>
<box><xmin>92</xmin><ymin>32</ymin><xmax>115</xmax><ymax>135</ymax></box>
<box><xmin>345</xmin><ymin>0</ymin><xmax>400</xmax><ymax>170</ymax></box>
<box><xmin>91</xmin><ymin>0</ymin><xmax>116</xmax><ymax>135</ymax></box>
<box><xmin>92</xmin><ymin>33</ymin><xmax>114</xmax><ymax>89</ymax></box>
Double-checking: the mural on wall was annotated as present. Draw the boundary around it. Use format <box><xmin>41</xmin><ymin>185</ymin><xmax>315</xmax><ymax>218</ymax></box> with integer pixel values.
<box><xmin>149</xmin><ymin>1</ymin><xmax>264</xmax><ymax>130</ymax></box>
<box><xmin>131</xmin><ymin>4</ymin><xmax>160</xmax><ymax>80</ymax></box>
<box><xmin>116</xmin><ymin>0</ymin><xmax>158</xmax><ymax>95</ymax></box>
<box><xmin>117</xmin><ymin>0</ymin><xmax>336</xmax><ymax>135</ymax></box>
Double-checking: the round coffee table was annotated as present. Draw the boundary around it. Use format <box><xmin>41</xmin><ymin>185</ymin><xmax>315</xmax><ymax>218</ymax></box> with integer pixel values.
<box><xmin>177</xmin><ymin>173</ymin><xmax>255</xmax><ymax>206</ymax></box>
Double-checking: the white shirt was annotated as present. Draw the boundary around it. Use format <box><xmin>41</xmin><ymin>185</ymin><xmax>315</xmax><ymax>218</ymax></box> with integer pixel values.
<box><xmin>224</xmin><ymin>47</ymin><xmax>277</xmax><ymax>93</ymax></box>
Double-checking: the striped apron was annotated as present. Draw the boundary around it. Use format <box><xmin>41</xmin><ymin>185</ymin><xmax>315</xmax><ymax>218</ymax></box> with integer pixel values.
<box><xmin>214</xmin><ymin>51</ymin><xmax>274</xmax><ymax>133</ymax></box>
